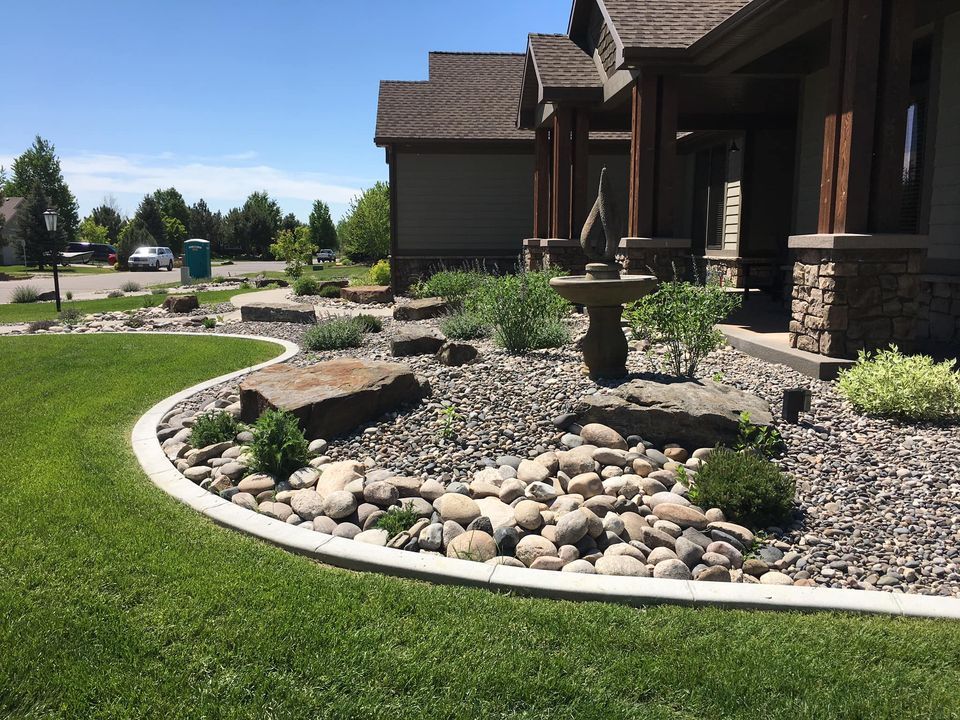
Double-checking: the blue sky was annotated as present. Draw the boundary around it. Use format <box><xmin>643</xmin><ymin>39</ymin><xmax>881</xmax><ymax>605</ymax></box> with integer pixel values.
<box><xmin>1</xmin><ymin>1</ymin><xmax>567</xmax><ymax>221</ymax></box>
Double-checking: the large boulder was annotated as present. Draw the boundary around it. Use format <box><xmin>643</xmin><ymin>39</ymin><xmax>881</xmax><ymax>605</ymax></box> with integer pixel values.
<box><xmin>393</xmin><ymin>297</ymin><xmax>448</xmax><ymax>321</ymax></box>
<box><xmin>574</xmin><ymin>377</ymin><xmax>772</xmax><ymax>448</ymax></box>
<box><xmin>391</xmin><ymin>328</ymin><xmax>445</xmax><ymax>357</ymax></box>
<box><xmin>436</xmin><ymin>342</ymin><xmax>479</xmax><ymax>366</ymax></box>
<box><xmin>341</xmin><ymin>285</ymin><xmax>393</xmax><ymax>304</ymax></box>
<box><xmin>240</xmin><ymin>302</ymin><xmax>316</xmax><ymax>324</ymax></box>
<box><xmin>239</xmin><ymin>358</ymin><xmax>430</xmax><ymax>439</ymax></box>
<box><xmin>163</xmin><ymin>295</ymin><xmax>199</xmax><ymax>313</ymax></box>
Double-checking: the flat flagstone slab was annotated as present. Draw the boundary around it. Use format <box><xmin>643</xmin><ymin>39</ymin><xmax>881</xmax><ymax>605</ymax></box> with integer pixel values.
<box><xmin>341</xmin><ymin>285</ymin><xmax>393</xmax><ymax>303</ymax></box>
<box><xmin>239</xmin><ymin>358</ymin><xmax>430</xmax><ymax>439</ymax></box>
<box><xmin>240</xmin><ymin>302</ymin><xmax>316</xmax><ymax>324</ymax></box>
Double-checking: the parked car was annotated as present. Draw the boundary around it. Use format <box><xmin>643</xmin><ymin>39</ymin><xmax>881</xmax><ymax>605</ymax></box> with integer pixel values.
<box><xmin>316</xmin><ymin>249</ymin><xmax>336</xmax><ymax>263</ymax></box>
<box><xmin>65</xmin><ymin>242</ymin><xmax>118</xmax><ymax>265</ymax></box>
<box><xmin>128</xmin><ymin>246</ymin><xmax>175</xmax><ymax>271</ymax></box>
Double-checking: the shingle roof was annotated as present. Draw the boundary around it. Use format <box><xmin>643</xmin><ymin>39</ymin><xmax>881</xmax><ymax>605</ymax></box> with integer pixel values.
<box><xmin>375</xmin><ymin>52</ymin><xmax>533</xmax><ymax>144</ymax></box>
<box><xmin>0</xmin><ymin>197</ymin><xmax>24</xmax><ymax>225</ymax></box>
<box><xmin>529</xmin><ymin>34</ymin><xmax>602</xmax><ymax>90</ymax></box>
<box><xmin>603</xmin><ymin>0</ymin><xmax>751</xmax><ymax>50</ymax></box>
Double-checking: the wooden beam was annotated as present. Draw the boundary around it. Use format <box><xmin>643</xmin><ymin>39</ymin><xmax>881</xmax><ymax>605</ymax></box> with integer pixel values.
<box><xmin>551</xmin><ymin>108</ymin><xmax>573</xmax><ymax>239</ymax></box>
<box><xmin>655</xmin><ymin>76</ymin><xmax>679</xmax><ymax>237</ymax></box>
<box><xmin>818</xmin><ymin>0</ymin><xmax>850</xmax><ymax>234</ymax></box>
<box><xmin>388</xmin><ymin>145</ymin><xmax>399</xmax><ymax>290</ymax></box>
<box><xmin>869</xmin><ymin>0</ymin><xmax>915</xmax><ymax>233</ymax></box>
<box><xmin>919</xmin><ymin>19</ymin><xmax>944</xmax><ymax>236</ymax></box>
<box><xmin>572</xmin><ymin>109</ymin><xmax>591</xmax><ymax>235</ymax></box>
<box><xmin>628</xmin><ymin>74</ymin><xmax>659</xmax><ymax>237</ymax></box>
<box><xmin>533</xmin><ymin>128</ymin><xmax>551</xmax><ymax>238</ymax></box>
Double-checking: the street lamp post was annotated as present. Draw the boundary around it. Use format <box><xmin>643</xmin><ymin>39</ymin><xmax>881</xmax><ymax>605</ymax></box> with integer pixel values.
<box><xmin>43</xmin><ymin>209</ymin><xmax>61</xmax><ymax>312</ymax></box>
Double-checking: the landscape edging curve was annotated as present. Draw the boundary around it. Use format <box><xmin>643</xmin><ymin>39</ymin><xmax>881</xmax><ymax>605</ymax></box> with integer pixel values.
<box><xmin>126</xmin><ymin>331</ymin><xmax>960</xmax><ymax>619</ymax></box>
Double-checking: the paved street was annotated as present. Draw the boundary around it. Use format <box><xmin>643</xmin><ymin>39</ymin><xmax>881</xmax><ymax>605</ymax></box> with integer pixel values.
<box><xmin>0</xmin><ymin>261</ymin><xmax>285</xmax><ymax>303</ymax></box>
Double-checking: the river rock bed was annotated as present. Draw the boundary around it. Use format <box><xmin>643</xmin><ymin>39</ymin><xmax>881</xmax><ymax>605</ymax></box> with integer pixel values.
<box><xmin>159</xmin><ymin>313</ymin><xmax>960</xmax><ymax>597</ymax></box>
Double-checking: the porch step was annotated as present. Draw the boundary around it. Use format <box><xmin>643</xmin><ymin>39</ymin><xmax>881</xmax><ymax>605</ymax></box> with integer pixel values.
<box><xmin>719</xmin><ymin>324</ymin><xmax>855</xmax><ymax>381</ymax></box>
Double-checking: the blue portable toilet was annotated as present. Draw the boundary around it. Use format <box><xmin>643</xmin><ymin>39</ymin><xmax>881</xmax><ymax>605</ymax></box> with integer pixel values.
<box><xmin>183</xmin><ymin>239</ymin><xmax>211</xmax><ymax>279</ymax></box>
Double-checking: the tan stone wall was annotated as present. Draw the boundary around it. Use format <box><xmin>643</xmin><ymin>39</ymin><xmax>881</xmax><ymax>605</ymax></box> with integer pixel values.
<box><xmin>918</xmin><ymin>276</ymin><xmax>960</xmax><ymax>346</ymax></box>
<box><xmin>789</xmin><ymin>248</ymin><xmax>926</xmax><ymax>357</ymax></box>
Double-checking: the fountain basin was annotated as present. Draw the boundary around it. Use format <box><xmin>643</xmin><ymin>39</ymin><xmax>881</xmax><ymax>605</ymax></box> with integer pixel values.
<box><xmin>550</xmin><ymin>274</ymin><xmax>658</xmax><ymax>307</ymax></box>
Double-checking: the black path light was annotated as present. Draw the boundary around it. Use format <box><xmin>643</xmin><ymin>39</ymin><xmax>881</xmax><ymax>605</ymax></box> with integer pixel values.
<box><xmin>782</xmin><ymin>387</ymin><xmax>812</xmax><ymax>424</ymax></box>
<box><xmin>43</xmin><ymin>208</ymin><xmax>61</xmax><ymax>312</ymax></box>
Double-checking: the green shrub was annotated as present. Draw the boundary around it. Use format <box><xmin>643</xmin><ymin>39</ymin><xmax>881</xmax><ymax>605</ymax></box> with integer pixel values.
<box><xmin>413</xmin><ymin>269</ymin><xmax>489</xmax><ymax>307</ymax></box>
<box><xmin>190</xmin><ymin>411</ymin><xmax>239</xmax><ymax>448</ymax></box>
<box><xmin>625</xmin><ymin>280</ymin><xmax>740</xmax><ymax>377</ymax></box>
<box><xmin>440</xmin><ymin>310</ymin><xmax>490</xmax><ymax>340</ymax></box>
<box><xmin>468</xmin><ymin>270</ymin><xmax>570</xmax><ymax>353</ymax></box>
<box><xmin>121</xmin><ymin>281</ymin><xmax>141</xmax><ymax>292</ymax></box>
<box><xmin>58</xmin><ymin>307</ymin><xmax>84</xmax><ymax>326</ymax></box>
<box><xmin>366</xmin><ymin>259</ymin><xmax>391</xmax><ymax>286</ymax></box>
<box><xmin>734</xmin><ymin>411</ymin><xmax>784</xmax><ymax>459</ymax></box>
<box><xmin>292</xmin><ymin>275</ymin><xmax>321</xmax><ymax>296</ymax></box>
<box><xmin>688</xmin><ymin>447</ymin><xmax>795</xmax><ymax>529</ymax></box>
<box><xmin>352</xmin><ymin>313</ymin><xmax>383</xmax><ymax>333</ymax></box>
<box><xmin>303</xmin><ymin>316</ymin><xmax>365</xmax><ymax>351</ymax></box>
<box><xmin>65</xmin><ymin>291</ymin><xmax>73</xmax><ymax>301</ymax></box>
<box><xmin>11</xmin><ymin>285</ymin><xmax>40</xmax><ymax>303</ymax></box>
<box><xmin>249</xmin><ymin>409</ymin><xmax>309</xmax><ymax>478</ymax></box>
<box><xmin>837</xmin><ymin>345</ymin><xmax>960</xmax><ymax>421</ymax></box>
<box><xmin>201</xmin><ymin>317</ymin><xmax>217</xmax><ymax>329</ymax></box>
<box><xmin>374</xmin><ymin>503</ymin><xmax>420</xmax><ymax>539</ymax></box>
<box><xmin>318</xmin><ymin>284</ymin><xmax>342</xmax><ymax>298</ymax></box>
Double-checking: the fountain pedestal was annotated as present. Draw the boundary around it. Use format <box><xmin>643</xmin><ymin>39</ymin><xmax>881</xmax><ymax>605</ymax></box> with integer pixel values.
<box><xmin>550</xmin><ymin>264</ymin><xmax>657</xmax><ymax>379</ymax></box>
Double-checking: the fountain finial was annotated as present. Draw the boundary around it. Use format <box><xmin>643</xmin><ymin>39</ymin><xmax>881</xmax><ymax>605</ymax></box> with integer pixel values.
<box><xmin>580</xmin><ymin>167</ymin><xmax>621</xmax><ymax>263</ymax></box>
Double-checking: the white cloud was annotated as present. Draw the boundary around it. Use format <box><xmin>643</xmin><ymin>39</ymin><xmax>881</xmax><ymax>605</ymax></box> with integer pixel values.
<box><xmin>0</xmin><ymin>151</ymin><xmax>377</xmax><ymax>220</ymax></box>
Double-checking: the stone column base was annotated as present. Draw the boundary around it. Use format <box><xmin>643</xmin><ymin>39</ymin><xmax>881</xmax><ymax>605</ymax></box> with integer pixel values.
<box><xmin>618</xmin><ymin>237</ymin><xmax>692</xmax><ymax>280</ymax></box>
<box><xmin>787</xmin><ymin>234</ymin><xmax>928</xmax><ymax>358</ymax></box>
<box><xmin>522</xmin><ymin>238</ymin><xmax>545</xmax><ymax>272</ymax></box>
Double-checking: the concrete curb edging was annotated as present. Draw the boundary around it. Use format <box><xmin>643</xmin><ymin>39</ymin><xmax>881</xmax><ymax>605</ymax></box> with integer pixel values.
<box><xmin>128</xmin><ymin>332</ymin><xmax>960</xmax><ymax>619</ymax></box>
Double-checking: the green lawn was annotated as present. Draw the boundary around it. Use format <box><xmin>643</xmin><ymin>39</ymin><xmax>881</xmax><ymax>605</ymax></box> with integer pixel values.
<box><xmin>2</xmin><ymin>263</ymin><xmax>116</xmax><ymax>275</ymax></box>
<box><xmin>0</xmin><ymin>334</ymin><xmax>958</xmax><ymax>719</ymax></box>
<box><xmin>0</xmin><ymin>286</ymin><xmax>264</xmax><ymax>323</ymax></box>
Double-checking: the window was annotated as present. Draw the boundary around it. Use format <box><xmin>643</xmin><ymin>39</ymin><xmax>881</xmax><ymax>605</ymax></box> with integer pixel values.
<box><xmin>692</xmin><ymin>142</ymin><xmax>729</xmax><ymax>252</ymax></box>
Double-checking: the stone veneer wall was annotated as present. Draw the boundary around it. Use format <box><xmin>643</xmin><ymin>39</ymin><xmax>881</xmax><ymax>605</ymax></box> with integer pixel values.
<box><xmin>789</xmin><ymin>248</ymin><xmax>927</xmax><ymax>357</ymax></box>
<box><xmin>917</xmin><ymin>275</ymin><xmax>960</xmax><ymax>347</ymax></box>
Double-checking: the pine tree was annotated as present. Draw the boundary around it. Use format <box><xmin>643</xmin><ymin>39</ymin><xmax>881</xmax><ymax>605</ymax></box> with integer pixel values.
<box><xmin>308</xmin><ymin>199</ymin><xmax>338</xmax><ymax>250</ymax></box>
<box><xmin>5</xmin><ymin>136</ymin><xmax>80</xmax><ymax>242</ymax></box>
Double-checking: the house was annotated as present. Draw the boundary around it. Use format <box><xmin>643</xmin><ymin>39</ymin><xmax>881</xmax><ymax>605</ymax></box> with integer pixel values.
<box><xmin>376</xmin><ymin>0</ymin><xmax>960</xmax><ymax>358</ymax></box>
<box><xmin>0</xmin><ymin>197</ymin><xmax>25</xmax><ymax>266</ymax></box>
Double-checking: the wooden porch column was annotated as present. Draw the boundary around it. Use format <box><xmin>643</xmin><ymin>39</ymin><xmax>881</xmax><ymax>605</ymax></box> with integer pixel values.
<box><xmin>551</xmin><ymin>108</ymin><xmax>573</xmax><ymax>238</ymax></box>
<box><xmin>655</xmin><ymin>76</ymin><xmax>678</xmax><ymax>237</ymax></box>
<box><xmin>533</xmin><ymin>127</ymin><xmax>551</xmax><ymax>237</ymax></box>
<box><xmin>628</xmin><ymin>74</ymin><xmax>659</xmax><ymax>237</ymax></box>
<box><xmin>818</xmin><ymin>0</ymin><xmax>913</xmax><ymax>234</ymax></box>
<box><xmin>572</xmin><ymin>109</ymin><xmax>591</xmax><ymax>233</ymax></box>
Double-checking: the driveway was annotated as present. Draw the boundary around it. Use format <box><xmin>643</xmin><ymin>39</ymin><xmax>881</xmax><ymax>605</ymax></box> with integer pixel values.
<box><xmin>0</xmin><ymin>261</ymin><xmax>286</xmax><ymax>303</ymax></box>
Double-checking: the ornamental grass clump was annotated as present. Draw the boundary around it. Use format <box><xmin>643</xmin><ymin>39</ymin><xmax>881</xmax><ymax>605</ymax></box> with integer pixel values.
<box><xmin>688</xmin><ymin>447</ymin><xmax>795</xmax><ymax>529</ymax></box>
<box><xmin>303</xmin><ymin>316</ymin><xmax>365</xmax><ymax>351</ymax></box>
<box><xmin>467</xmin><ymin>270</ymin><xmax>570</xmax><ymax>353</ymax></box>
<box><xmin>121</xmin><ymin>281</ymin><xmax>141</xmax><ymax>293</ymax></box>
<box><xmin>250</xmin><ymin>409</ymin><xmax>309</xmax><ymax>479</ymax></box>
<box><xmin>374</xmin><ymin>503</ymin><xmax>420</xmax><ymax>539</ymax></box>
<box><xmin>190</xmin><ymin>411</ymin><xmax>239</xmax><ymax>448</ymax></box>
<box><xmin>625</xmin><ymin>280</ymin><xmax>740</xmax><ymax>377</ymax></box>
<box><xmin>837</xmin><ymin>345</ymin><xmax>960</xmax><ymax>421</ymax></box>
<box><xmin>440</xmin><ymin>310</ymin><xmax>490</xmax><ymax>340</ymax></box>
<box><xmin>11</xmin><ymin>285</ymin><xmax>40</xmax><ymax>303</ymax></box>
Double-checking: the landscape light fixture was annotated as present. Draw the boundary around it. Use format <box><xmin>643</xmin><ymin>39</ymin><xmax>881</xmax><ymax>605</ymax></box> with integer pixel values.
<box><xmin>43</xmin><ymin>208</ymin><xmax>62</xmax><ymax>312</ymax></box>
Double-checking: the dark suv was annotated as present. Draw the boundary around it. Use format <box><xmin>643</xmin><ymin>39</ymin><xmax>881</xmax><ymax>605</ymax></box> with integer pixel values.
<box><xmin>66</xmin><ymin>242</ymin><xmax>117</xmax><ymax>265</ymax></box>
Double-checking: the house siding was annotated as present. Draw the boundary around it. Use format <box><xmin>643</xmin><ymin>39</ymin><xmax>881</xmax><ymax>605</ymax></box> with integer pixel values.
<box><xmin>928</xmin><ymin>11</ymin><xmax>960</xmax><ymax>264</ymax></box>
<box><xmin>395</xmin><ymin>151</ymin><xmax>534</xmax><ymax>256</ymax></box>
<box><xmin>793</xmin><ymin>67</ymin><xmax>828</xmax><ymax>235</ymax></box>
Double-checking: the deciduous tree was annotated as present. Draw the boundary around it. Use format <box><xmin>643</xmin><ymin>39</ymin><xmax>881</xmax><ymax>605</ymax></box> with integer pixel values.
<box><xmin>78</xmin><ymin>217</ymin><xmax>110</xmax><ymax>245</ymax></box>
<box><xmin>337</xmin><ymin>182</ymin><xmax>389</xmax><ymax>262</ymax></box>
<box><xmin>269</xmin><ymin>226</ymin><xmax>316</xmax><ymax>278</ymax></box>
<box><xmin>4</xmin><ymin>136</ymin><xmax>80</xmax><ymax>242</ymax></box>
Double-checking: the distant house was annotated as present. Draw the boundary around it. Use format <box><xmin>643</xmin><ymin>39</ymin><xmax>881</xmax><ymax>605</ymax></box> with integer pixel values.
<box><xmin>376</xmin><ymin>0</ymin><xmax>960</xmax><ymax>358</ymax></box>
<box><xmin>0</xmin><ymin>197</ymin><xmax>25</xmax><ymax>266</ymax></box>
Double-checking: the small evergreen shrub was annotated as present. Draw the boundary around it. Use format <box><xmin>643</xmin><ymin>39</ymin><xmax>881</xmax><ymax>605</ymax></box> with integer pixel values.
<box><xmin>366</xmin><ymin>259</ymin><xmax>391</xmax><ymax>286</ymax></box>
<box><xmin>11</xmin><ymin>285</ymin><xmax>40</xmax><ymax>303</ymax></box>
<box><xmin>27</xmin><ymin>319</ymin><xmax>56</xmax><ymax>332</ymax></box>
<box><xmin>688</xmin><ymin>448</ymin><xmax>795</xmax><ymax>529</ymax></box>
<box><xmin>468</xmin><ymin>270</ymin><xmax>570</xmax><ymax>353</ymax></box>
<box><xmin>65</xmin><ymin>291</ymin><xmax>73</xmax><ymax>300</ymax></box>
<box><xmin>121</xmin><ymin>281</ymin><xmax>141</xmax><ymax>292</ymax></box>
<box><xmin>250</xmin><ymin>409</ymin><xmax>309</xmax><ymax>478</ymax></box>
<box><xmin>107</xmin><ymin>290</ymin><xmax>124</xmax><ymax>298</ymax></box>
<box><xmin>58</xmin><ymin>307</ymin><xmax>84</xmax><ymax>326</ymax></box>
<box><xmin>837</xmin><ymin>345</ymin><xmax>960</xmax><ymax>421</ymax></box>
<box><xmin>413</xmin><ymin>269</ymin><xmax>489</xmax><ymax>307</ymax></box>
<box><xmin>190</xmin><ymin>411</ymin><xmax>239</xmax><ymax>448</ymax></box>
<box><xmin>303</xmin><ymin>316</ymin><xmax>365</xmax><ymax>350</ymax></box>
<box><xmin>374</xmin><ymin>503</ymin><xmax>420</xmax><ymax>538</ymax></box>
<box><xmin>352</xmin><ymin>313</ymin><xmax>383</xmax><ymax>333</ymax></box>
<box><xmin>625</xmin><ymin>280</ymin><xmax>740</xmax><ymax>377</ymax></box>
<box><xmin>318</xmin><ymin>284</ymin><xmax>342</xmax><ymax>298</ymax></box>
<box><xmin>201</xmin><ymin>317</ymin><xmax>217</xmax><ymax>329</ymax></box>
<box><xmin>440</xmin><ymin>310</ymin><xmax>490</xmax><ymax>340</ymax></box>
<box><xmin>293</xmin><ymin>276</ymin><xmax>321</xmax><ymax>296</ymax></box>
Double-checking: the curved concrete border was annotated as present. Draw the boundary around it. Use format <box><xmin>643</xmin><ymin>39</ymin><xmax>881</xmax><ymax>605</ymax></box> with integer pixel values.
<box><xmin>125</xmin><ymin>332</ymin><xmax>960</xmax><ymax>619</ymax></box>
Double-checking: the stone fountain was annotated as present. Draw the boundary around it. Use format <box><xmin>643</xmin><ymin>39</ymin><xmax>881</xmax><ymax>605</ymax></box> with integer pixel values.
<box><xmin>550</xmin><ymin>168</ymin><xmax>657</xmax><ymax>378</ymax></box>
